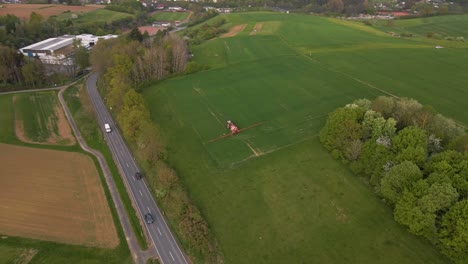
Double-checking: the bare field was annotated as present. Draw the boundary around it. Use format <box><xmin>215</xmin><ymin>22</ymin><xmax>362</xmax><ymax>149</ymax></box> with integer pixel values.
<box><xmin>221</xmin><ymin>24</ymin><xmax>247</xmax><ymax>38</ymax></box>
<box><xmin>250</xmin><ymin>23</ymin><xmax>263</xmax><ymax>35</ymax></box>
<box><xmin>0</xmin><ymin>4</ymin><xmax>104</xmax><ymax>20</ymax></box>
<box><xmin>138</xmin><ymin>26</ymin><xmax>164</xmax><ymax>36</ymax></box>
<box><xmin>0</xmin><ymin>143</ymin><xmax>118</xmax><ymax>248</ymax></box>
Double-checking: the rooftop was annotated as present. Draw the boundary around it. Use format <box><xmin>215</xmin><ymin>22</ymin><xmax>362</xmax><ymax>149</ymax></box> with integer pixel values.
<box><xmin>20</xmin><ymin>35</ymin><xmax>75</xmax><ymax>52</ymax></box>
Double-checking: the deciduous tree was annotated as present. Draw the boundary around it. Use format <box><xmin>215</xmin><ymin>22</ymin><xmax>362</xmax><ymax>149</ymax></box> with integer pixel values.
<box><xmin>392</xmin><ymin>127</ymin><xmax>428</xmax><ymax>167</ymax></box>
<box><xmin>320</xmin><ymin>105</ymin><xmax>365</xmax><ymax>159</ymax></box>
<box><xmin>381</xmin><ymin>161</ymin><xmax>423</xmax><ymax>204</ymax></box>
<box><xmin>438</xmin><ymin>199</ymin><xmax>468</xmax><ymax>263</ymax></box>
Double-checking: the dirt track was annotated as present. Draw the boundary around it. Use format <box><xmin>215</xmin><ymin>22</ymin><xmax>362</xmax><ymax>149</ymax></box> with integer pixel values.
<box><xmin>0</xmin><ymin>143</ymin><xmax>118</xmax><ymax>248</ymax></box>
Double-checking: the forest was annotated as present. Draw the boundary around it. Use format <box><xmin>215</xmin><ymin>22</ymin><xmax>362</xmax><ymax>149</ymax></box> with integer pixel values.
<box><xmin>320</xmin><ymin>96</ymin><xmax>468</xmax><ymax>264</ymax></box>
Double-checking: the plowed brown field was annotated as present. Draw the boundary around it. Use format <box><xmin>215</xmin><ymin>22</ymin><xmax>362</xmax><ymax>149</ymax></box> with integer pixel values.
<box><xmin>0</xmin><ymin>4</ymin><xmax>104</xmax><ymax>20</ymax></box>
<box><xmin>0</xmin><ymin>143</ymin><xmax>118</xmax><ymax>248</ymax></box>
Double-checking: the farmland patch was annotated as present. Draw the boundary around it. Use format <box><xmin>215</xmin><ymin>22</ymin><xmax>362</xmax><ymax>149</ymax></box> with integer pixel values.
<box><xmin>0</xmin><ymin>4</ymin><xmax>103</xmax><ymax>20</ymax></box>
<box><xmin>13</xmin><ymin>92</ymin><xmax>75</xmax><ymax>146</ymax></box>
<box><xmin>144</xmin><ymin>12</ymin><xmax>460</xmax><ymax>264</ymax></box>
<box><xmin>0</xmin><ymin>143</ymin><xmax>118</xmax><ymax>248</ymax></box>
<box><xmin>56</xmin><ymin>9</ymin><xmax>134</xmax><ymax>24</ymax></box>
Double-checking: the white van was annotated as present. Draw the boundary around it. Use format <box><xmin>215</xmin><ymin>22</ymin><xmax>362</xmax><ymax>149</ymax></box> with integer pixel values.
<box><xmin>104</xmin><ymin>123</ymin><xmax>112</xmax><ymax>133</ymax></box>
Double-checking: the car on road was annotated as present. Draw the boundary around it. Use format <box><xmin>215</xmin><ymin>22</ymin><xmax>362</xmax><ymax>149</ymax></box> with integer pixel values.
<box><xmin>145</xmin><ymin>213</ymin><xmax>154</xmax><ymax>224</ymax></box>
<box><xmin>135</xmin><ymin>172</ymin><xmax>143</xmax><ymax>180</ymax></box>
<box><xmin>104</xmin><ymin>123</ymin><xmax>111</xmax><ymax>133</ymax></box>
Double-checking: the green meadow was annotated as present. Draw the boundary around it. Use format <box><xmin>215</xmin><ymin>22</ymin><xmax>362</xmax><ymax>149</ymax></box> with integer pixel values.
<box><xmin>150</xmin><ymin>11</ymin><xmax>189</xmax><ymax>21</ymax></box>
<box><xmin>376</xmin><ymin>14</ymin><xmax>468</xmax><ymax>38</ymax></box>
<box><xmin>13</xmin><ymin>91</ymin><xmax>59</xmax><ymax>143</ymax></box>
<box><xmin>143</xmin><ymin>12</ymin><xmax>467</xmax><ymax>263</ymax></box>
<box><xmin>56</xmin><ymin>9</ymin><xmax>133</xmax><ymax>24</ymax></box>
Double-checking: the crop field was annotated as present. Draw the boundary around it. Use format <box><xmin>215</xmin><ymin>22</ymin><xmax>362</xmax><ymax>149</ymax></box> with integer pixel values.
<box><xmin>0</xmin><ymin>143</ymin><xmax>118</xmax><ymax>248</ymax></box>
<box><xmin>13</xmin><ymin>91</ymin><xmax>75</xmax><ymax>145</ymax></box>
<box><xmin>0</xmin><ymin>94</ymin><xmax>132</xmax><ymax>264</ymax></box>
<box><xmin>142</xmin><ymin>12</ymin><xmax>467</xmax><ymax>264</ymax></box>
<box><xmin>0</xmin><ymin>94</ymin><xmax>15</xmax><ymax>143</ymax></box>
<box><xmin>150</xmin><ymin>11</ymin><xmax>189</xmax><ymax>21</ymax></box>
<box><xmin>376</xmin><ymin>14</ymin><xmax>468</xmax><ymax>38</ymax></box>
<box><xmin>0</xmin><ymin>246</ymin><xmax>37</xmax><ymax>264</ymax></box>
<box><xmin>0</xmin><ymin>4</ymin><xmax>103</xmax><ymax>20</ymax></box>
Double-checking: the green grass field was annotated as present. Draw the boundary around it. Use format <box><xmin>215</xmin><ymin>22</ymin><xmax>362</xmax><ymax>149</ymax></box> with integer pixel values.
<box><xmin>0</xmin><ymin>94</ymin><xmax>15</xmax><ymax>143</ymax></box>
<box><xmin>57</xmin><ymin>9</ymin><xmax>133</xmax><ymax>24</ymax></box>
<box><xmin>150</xmin><ymin>11</ymin><xmax>189</xmax><ymax>21</ymax></box>
<box><xmin>14</xmin><ymin>91</ymin><xmax>59</xmax><ymax>143</ymax></box>
<box><xmin>375</xmin><ymin>14</ymin><xmax>468</xmax><ymax>38</ymax></box>
<box><xmin>141</xmin><ymin>12</ymin><xmax>467</xmax><ymax>263</ymax></box>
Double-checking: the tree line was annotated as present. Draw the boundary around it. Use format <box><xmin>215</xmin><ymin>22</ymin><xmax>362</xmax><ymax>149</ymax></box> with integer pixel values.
<box><xmin>320</xmin><ymin>96</ymin><xmax>467</xmax><ymax>263</ymax></box>
<box><xmin>0</xmin><ymin>4</ymin><xmax>148</xmax><ymax>91</ymax></box>
<box><xmin>0</xmin><ymin>41</ymin><xmax>89</xmax><ymax>91</ymax></box>
<box><xmin>90</xmin><ymin>34</ymin><xmax>222</xmax><ymax>263</ymax></box>
<box><xmin>0</xmin><ymin>11</ymin><xmax>132</xmax><ymax>50</ymax></box>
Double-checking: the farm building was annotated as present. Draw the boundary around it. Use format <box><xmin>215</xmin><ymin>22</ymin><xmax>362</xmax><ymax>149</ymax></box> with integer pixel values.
<box><xmin>19</xmin><ymin>34</ymin><xmax>117</xmax><ymax>65</ymax></box>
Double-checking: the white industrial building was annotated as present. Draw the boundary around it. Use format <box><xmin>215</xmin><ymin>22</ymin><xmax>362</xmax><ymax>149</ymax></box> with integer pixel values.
<box><xmin>19</xmin><ymin>34</ymin><xmax>118</xmax><ymax>65</ymax></box>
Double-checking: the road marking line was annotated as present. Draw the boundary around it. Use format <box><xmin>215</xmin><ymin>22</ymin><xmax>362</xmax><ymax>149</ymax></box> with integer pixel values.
<box><xmin>157</xmin><ymin>227</ymin><xmax>162</xmax><ymax>235</ymax></box>
<box><xmin>169</xmin><ymin>251</ymin><xmax>175</xmax><ymax>261</ymax></box>
<box><xmin>139</xmin><ymin>190</ymin><xmax>143</xmax><ymax>196</ymax></box>
<box><xmin>147</xmin><ymin>207</ymin><xmax>151</xmax><ymax>213</ymax></box>
<box><xmin>126</xmin><ymin>162</ymin><xmax>129</xmax><ymax>168</ymax></box>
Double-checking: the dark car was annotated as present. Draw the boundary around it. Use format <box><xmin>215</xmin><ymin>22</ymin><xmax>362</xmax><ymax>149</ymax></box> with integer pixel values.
<box><xmin>145</xmin><ymin>213</ymin><xmax>154</xmax><ymax>224</ymax></box>
<box><xmin>135</xmin><ymin>172</ymin><xmax>143</xmax><ymax>180</ymax></box>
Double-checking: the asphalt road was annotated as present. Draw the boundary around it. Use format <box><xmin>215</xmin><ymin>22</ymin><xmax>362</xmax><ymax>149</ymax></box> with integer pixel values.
<box><xmin>86</xmin><ymin>73</ymin><xmax>189</xmax><ymax>264</ymax></box>
<box><xmin>57</xmin><ymin>86</ymin><xmax>153</xmax><ymax>264</ymax></box>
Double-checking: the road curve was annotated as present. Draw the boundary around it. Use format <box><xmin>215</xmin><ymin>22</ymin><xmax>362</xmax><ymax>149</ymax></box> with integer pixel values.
<box><xmin>57</xmin><ymin>85</ymin><xmax>154</xmax><ymax>264</ymax></box>
<box><xmin>85</xmin><ymin>73</ymin><xmax>189</xmax><ymax>264</ymax></box>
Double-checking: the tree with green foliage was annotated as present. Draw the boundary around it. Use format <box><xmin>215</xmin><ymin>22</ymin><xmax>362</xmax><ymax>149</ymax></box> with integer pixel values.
<box><xmin>381</xmin><ymin>161</ymin><xmax>423</xmax><ymax>204</ymax></box>
<box><xmin>393</xmin><ymin>98</ymin><xmax>422</xmax><ymax>128</ymax></box>
<box><xmin>371</xmin><ymin>96</ymin><xmax>395</xmax><ymax>119</ymax></box>
<box><xmin>419</xmin><ymin>182</ymin><xmax>458</xmax><ymax>213</ymax></box>
<box><xmin>425</xmin><ymin>151</ymin><xmax>468</xmax><ymax>198</ymax></box>
<box><xmin>361</xmin><ymin>110</ymin><xmax>396</xmax><ymax>140</ymax></box>
<box><xmin>118</xmin><ymin>89</ymin><xmax>150</xmax><ymax>142</ymax></box>
<box><xmin>392</xmin><ymin>127</ymin><xmax>428</xmax><ymax>167</ymax></box>
<box><xmin>320</xmin><ymin>105</ymin><xmax>365</xmax><ymax>159</ymax></box>
<box><xmin>74</xmin><ymin>46</ymin><xmax>90</xmax><ymax>71</ymax></box>
<box><xmin>394</xmin><ymin>189</ymin><xmax>436</xmax><ymax>236</ymax></box>
<box><xmin>0</xmin><ymin>45</ymin><xmax>23</xmax><ymax>85</ymax></box>
<box><xmin>328</xmin><ymin>0</ymin><xmax>345</xmax><ymax>12</ymax></box>
<box><xmin>128</xmin><ymin>27</ymin><xmax>143</xmax><ymax>43</ymax></box>
<box><xmin>428</xmin><ymin>114</ymin><xmax>465</xmax><ymax>148</ymax></box>
<box><xmin>91</xmin><ymin>38</ymin><xmax>119</xmax><ymax>75</ymax></box>
<box><xmin>21</xmin><ymin>59</ymin><xmax>43</xmax><ymax>88</ymax></box>
<box><xmin>357</xmin><ymin>139</ymin><xmax>394</xmax><ymax>189</ymax></box>
<box><xmin>438</xmin><ymin>199</ymin><xmax>468</xmax><ymax>264</ymax></box>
